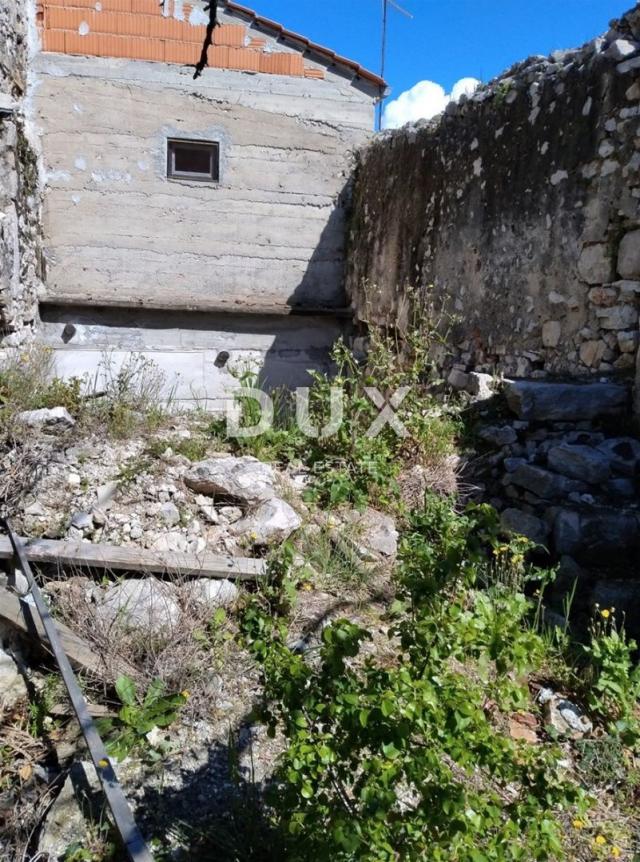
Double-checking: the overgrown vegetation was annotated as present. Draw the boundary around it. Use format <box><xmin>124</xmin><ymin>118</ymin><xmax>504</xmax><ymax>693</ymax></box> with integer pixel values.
<box><xmin>240</xmin><ymin>497</ymin><xmax>640</xmax><ymax>861</ymax></box>
<box><xmin>96</xmin><ymin>675</ymin><xmax>188</xmax><ymax>761</ymax></box>
<box><xmin>0</xmin><ymin>345</ymin><xmax>170</xmax><ymax>439</ymax></box>
<box><xmin>211</xmin><ymin>313</ymin><xmax>460</xmax><ymax>512</ymax></box>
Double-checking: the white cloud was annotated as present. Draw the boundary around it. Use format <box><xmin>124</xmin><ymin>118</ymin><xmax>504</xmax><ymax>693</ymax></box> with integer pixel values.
<box><xmin>382</xmin><ymin>76</ymin><xmax>481</xmax><ymax>130</ymax></box>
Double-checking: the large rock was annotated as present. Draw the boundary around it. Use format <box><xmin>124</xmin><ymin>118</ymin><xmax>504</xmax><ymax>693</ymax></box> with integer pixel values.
<box><xmin>510</xmin><ymin>464</ymin><xmax>587</xmax><ymax>499</ymax></box>
<box><xmin>597</xmin><ymin>437</ymin><xmax>640</xmax><ymax>476</ymax></box>
<box><xmin>538</xmin><ymin>689</ymin><xmax>592</xmax><ymax>739</ymax></box>
<box><xmin>97</xmin><ymin>578</ymin><xmax>181</xmax><ymax>632</ymax></box>
<box><xmin>478</xmin><ymin>425</ymin><xmax>518</xmax><ymax>446</ymax></box>
<box><xmin>230</xmin><ymin>498</ymin><xmax>302</xmax><ymax>544</ymax></box>
<box><xmin>0</xmin><ymin>647</ymin><xmax>27</xmax><ymax>709</ymax></box>
<box><xmin>554</xmin><ymin>508</ymin><xmax>639</xmax><ymax>564</ymax></box>
<box><xmin>15</xmin><ymin>406</ymin><xmax>75</xmax><ymax>430</ymax></box>
<box><xmin>577</xmin><ymin>243</ymin><xmax>613</xmax><ymax>284</ymax></box>
<box><xmin>341</xmin><ymin>508</ymin><xmax>399</xmax><ymax>559</ymax></box>
<box><xmin>184</xmin><ymin>457</ymin><xmax>277</xmax><ymax>505</ymax></box>
<box><xmin>37</xmin><ymin>762</ymin><xmax>102</xmax><ymax>859</ymax></box>
<box><xmin>181</xmin><ymin>579</ymin><xmax>239</xmax><ymax>608</ymax></box>
<box><xmin>547</xmin><ymin>444</ymin><xmax>611</xmax><ymax>484</ymax></box>
<box><xmin>505</xmin><ymin>381</ymin><xmax>628</xmax><ymax>422</ymax></box>
<box><xmin>500</xmin><ymin>508</ymin><xmax>549</xmax><ymax>546</ymax></box>
<box><xmin>618</xmin><ymin>229</ymin><xmax>640</xmax><ymax>279</ymax></box>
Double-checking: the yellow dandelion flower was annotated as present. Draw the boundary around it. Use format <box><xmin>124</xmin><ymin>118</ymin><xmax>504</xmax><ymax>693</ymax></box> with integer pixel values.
<box><xmin>595</xmin><ymin>835</ymin><xmax>607</xmax><ymax>847</ymax></box>
<box><xmin>180</xmin><ymin>690</ymin><xmax>190</xmax><ymax>699</ymax></box>
<box><xmin>611</xmin><ymin>847</ymin><xmax>621</xmax><ymax>859</ymax></box>
<box><xmin>601</xmin><ymin>609</ymin><xmax>611</xmax><ymax>620</ymax></box>
<box><xmin>572</xmin><ymin>819</ymin><xmax>585</xmax><ymax>829</ymax></box>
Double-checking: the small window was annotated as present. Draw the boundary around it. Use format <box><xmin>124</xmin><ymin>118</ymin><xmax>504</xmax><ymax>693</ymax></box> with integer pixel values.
<box><xmin>167</xmin><ymin>139</ymin><xmax>219</xmax><ymax>182</ymax></box>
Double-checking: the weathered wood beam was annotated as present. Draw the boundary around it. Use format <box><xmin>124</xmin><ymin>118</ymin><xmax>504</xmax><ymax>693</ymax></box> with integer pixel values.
<box><xmin>0</xmin><ymin>585</ymin><xmax>135</xmax><ymax>678</ymax></box>
<box><xmin>0</xmin><ymin>536</ymin><xmax>266</xmax><ymax>580</ymax></box>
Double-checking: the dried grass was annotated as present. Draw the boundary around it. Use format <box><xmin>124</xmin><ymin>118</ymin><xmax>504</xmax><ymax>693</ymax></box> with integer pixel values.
<box><xmin>48</xmin><ymin>567</ymin><xmax>237</xmax><ymax>717</ymax></box>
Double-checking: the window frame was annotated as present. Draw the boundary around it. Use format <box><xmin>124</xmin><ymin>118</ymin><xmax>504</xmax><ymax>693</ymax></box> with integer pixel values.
<box><xmin>166</xmin><ymin>138</ymin><xmax>220</xmax><ymax>184</ymax></box>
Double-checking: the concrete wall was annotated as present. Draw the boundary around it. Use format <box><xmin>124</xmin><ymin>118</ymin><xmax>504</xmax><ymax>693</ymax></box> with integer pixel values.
<box><xmin>39</xmin><ymin>304</ymin><xmax>347</xmax><ymax>409</ymax></box>
<box><xmin>26</xmin><ymin>5</ymin><xmax>378</xmax><ymax>404</ymax></box>
<box><xmin>32</xmin><ymin>24</ymin><xmax>377</xmax><ymax>313</ymax></box>
<box><xmin>347</xmin><ymin>6</ymin><xmax>640</xmax><ymax>385</ymax></box>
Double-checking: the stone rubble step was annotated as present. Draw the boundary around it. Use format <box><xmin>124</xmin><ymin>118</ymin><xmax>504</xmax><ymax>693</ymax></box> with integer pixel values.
<box><xmin>504</xmin><ymin>380</ymin><xmax>629</xmax><ymax>422</ymax></box>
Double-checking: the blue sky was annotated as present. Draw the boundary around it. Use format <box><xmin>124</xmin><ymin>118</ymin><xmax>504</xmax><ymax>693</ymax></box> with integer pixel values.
<box><xmin>248</xmin><ymin>0</ymin><xmax>630</xmax><ymax>105</ymax></box>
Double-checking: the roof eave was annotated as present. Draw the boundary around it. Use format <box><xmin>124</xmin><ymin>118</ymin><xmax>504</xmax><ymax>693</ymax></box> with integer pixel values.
<box><xmin>224</xmin><ymin>0</ymin><xmax>387</xmax><ymax>91</ymax></box>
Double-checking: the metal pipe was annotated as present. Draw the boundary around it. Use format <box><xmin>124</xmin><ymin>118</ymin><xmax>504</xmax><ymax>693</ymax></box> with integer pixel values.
<box><xmin>1</xmin><ymin>519</ymin><xmax>154</xmax><ymax>862</ymax></box>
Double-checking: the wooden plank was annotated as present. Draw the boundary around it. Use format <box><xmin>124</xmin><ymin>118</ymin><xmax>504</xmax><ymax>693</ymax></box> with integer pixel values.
<box><xmin>0</xmin><ymin>536</ymin><xmax>266</xmax><ymax>580</ymax></box>
<box><xmin>0</xmin><ymin>585</ymin><xmax>134</xmax><ymax>678</ymax></box>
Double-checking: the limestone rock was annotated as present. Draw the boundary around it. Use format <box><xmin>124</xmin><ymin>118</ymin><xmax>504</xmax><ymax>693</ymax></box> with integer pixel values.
<box><xmin>541</xmin><ymin>320</ymin><xmax>561</xmax><ymax>347</ymax></box>
<box><xmin>595</xmin><ymin>303</ymin><xmax>638</xmax><ymax>329</ymax></box>
<box><xmin>341</xmin><ymin>507</ymin><xmax>398</xmax><ymax>559</ymax></box>
<box><xmin>15</xmin><ymin>406</ymin><xmax>75</xmax><ymax>430</ymax></box>
<box><xmin>605</xmin><ymin>38</ymin><xmax>639</xmax><ymax>61</ymax></box>
<box><xmin>579</xmin><ymin>339</ymin><xmax>606</xmax><ymax>367</ymax></box>
<box><xmin>184</xmin><ymin>456</ymin><xmax>277</xmax><ymax>505</ymax></box>
<box><xmin>505</xmin><ymin>381</ymin><xmax>628</xmax><ymax>421</ymax></box>
<box><xmin>70</xmin><ymin>511</ymin><xmax>93</xmax><ymax>531</ymax></box>
<box><xmin>617</xmin><ymin>330</ymin><xmax>639</xmax><ymax>353</ymax></box>
<box><xmin>577</xmin><ymin>243</ymin><xmax>613</xmax><ymax>284</ymax></box>
<box><xmin>587</xmin><ymin>286</ymin><xmax>617</xmax><ymax>306</ymax></box>
<box><xmin>554</xmin><ymin>508</ymin><xmax>639</xmax><ymax>563</ymax></box>
<box><xmin>181</xmin><ymin>579</ymin><xmax>239</xmax><ymax>608</ymax></box>
<box><xmin>597</xmin><ymin>437</ymin><xmax>640</xmax><ymax>475</ymax></box>
<box><xmin>151</xmin><ymin>532</ymin><xmax>188</xmax><ymax>553</ymax></box>
<box><xmin>466</xmin><ymin>371</ymin><xmax>496</xmax><ymax>400</ymax></box>
<box><xmin>547</xmin><ymin>444</ymin><xmax>611</xmax><ymax>484</ymax></box>
<box><xmin>618</xmin><ymin>229</ymin><xmax>640</xmax><ymax>279</ymax></box>
<box><xmin>0</xmin><ymin>647</ymin><xmax>27</xmax><ymax>709</ymax></box>
<box><xmin>510</xmin><ymin>464</ymin><xmax>586</xmax><ymax>499</ymax></box>
<box><xmin>37</xmin><ymin>762</ymin><xmax>102</xmax><ymax>860</ymax></box>
<box><xmin>478</xmin><ymin>425</ymin><xmax>518</xmax><ymax>447</ymax></box>
<box><xmin>447</xmin><ymin>368</ymin><xmax>469</xmax><ymax>390</ymax></box>
<box><xmin>538</xmin><ymin>689</ymin><xmax>592</xmax><ymax>739</ymax></box>
<box><xmin>500</xmin><ymin>508</ymin><xmax>549</xmax><ymax>546</ymax></box>
<box><xmin>97</xmin><ymin>578</ymin><xmax>181</xmax><ymax>632</ymax></box>
<box><xmin>159</xmin><ymin>501</ymin><xmax>180</xmax><ymax>526</ymax></box>
<box><xmin>230</xmin><ymin>498</ymin><xmax>302</xmax><ymax>544</ymax></box>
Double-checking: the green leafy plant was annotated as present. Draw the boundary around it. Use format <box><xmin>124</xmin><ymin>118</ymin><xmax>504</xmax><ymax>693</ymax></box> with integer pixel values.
<box><xmin>96</xmin><ymin>676</ymin><xmax>187</xmax><ymax>761</ymax></box>
<box><xmin>241</xmin><ymin>498</ymin><xmax>589</xmax><ymax>861</ymax></box>
<box><xmin>580</xmin><ymin>610</ymin><xmax>640</xmax><ymax>744</ymax></box>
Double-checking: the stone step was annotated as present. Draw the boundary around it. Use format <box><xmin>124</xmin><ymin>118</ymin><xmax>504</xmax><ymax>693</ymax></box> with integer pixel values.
<box><xmin>504</xmin><ymin>380</ymin><xmax>630</xmax><ymax>422</ymax></box>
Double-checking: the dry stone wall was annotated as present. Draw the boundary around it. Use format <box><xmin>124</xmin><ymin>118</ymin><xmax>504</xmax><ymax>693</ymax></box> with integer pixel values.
<box><xmin>0</xmin><ymin>0</ymin><xmax>43</xmax><ymax>347</ymax></box>
<box><xmin>347</xmin><ymin>5</ymin><xmax>640</xmax><ymax>389</ymax></box>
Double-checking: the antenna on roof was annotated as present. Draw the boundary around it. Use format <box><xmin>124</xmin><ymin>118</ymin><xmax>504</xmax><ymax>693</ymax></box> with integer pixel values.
<box><xmin>377</xmin><ymin>0</ymin><xmax>413</xmax><ymax>131</ymax></box>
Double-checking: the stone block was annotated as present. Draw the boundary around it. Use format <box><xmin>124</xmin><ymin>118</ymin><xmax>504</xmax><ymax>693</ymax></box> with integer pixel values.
<box><xmin>510</xmin><ymin>464</ymin><xmax>587</xmax><ymax>500</ymax></box>
<box><xmin>577</xmin><ymin>243</ymin><xmax>614</xmax><ymax>284</ymax></box>
<box><xmin>547</xmin><ymin>443</ymin><xmax>611</xmax><ymax>484</ymax></box>
<box><xmin>542</xmin><ymin>320</ymin><xmax>561</xmax><ymax>347</ymax></box>
<box><xmin>618</xmin><ymin>229</ymin><xmax>640</xmax><ymax>279</ymax></box>
<box><xmin>595</xmin><ymin>303</ymin><xmax>638</xmax><ymax>330</ymax></box>
<box><xmin>500</xmin><ymin>507</ymin><xmax>550</xmax><ymax>546</ymax></box>
<box><xmin>505</xmin><ymin>381</ymin><xmax>629</xmax><ymax>421</ymax></box>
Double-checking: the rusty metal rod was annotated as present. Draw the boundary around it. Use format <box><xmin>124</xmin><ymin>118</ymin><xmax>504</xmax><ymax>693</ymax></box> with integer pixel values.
<box><xmin>1</xmin><ymin>518</ymin><xmax>154</xmax><ymax>862</ymax></box>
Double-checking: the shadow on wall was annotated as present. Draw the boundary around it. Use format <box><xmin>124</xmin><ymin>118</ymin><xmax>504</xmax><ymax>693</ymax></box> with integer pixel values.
<box><xmin>256</xmin><ymin>179</ymin><xmax>353</xmax><ymax>392</ymax></box>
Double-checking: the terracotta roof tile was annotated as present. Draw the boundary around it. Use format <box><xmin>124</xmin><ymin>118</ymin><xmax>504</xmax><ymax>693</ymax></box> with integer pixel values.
<box><xmin>224</xmin><ymin>0</ymin><xmax>385</xmax><ymax>88</ymax></box>
<box><xmin>39</xmin><ymin>0</ymin><xmax>385</xmax><ymax>88</ymax></box>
